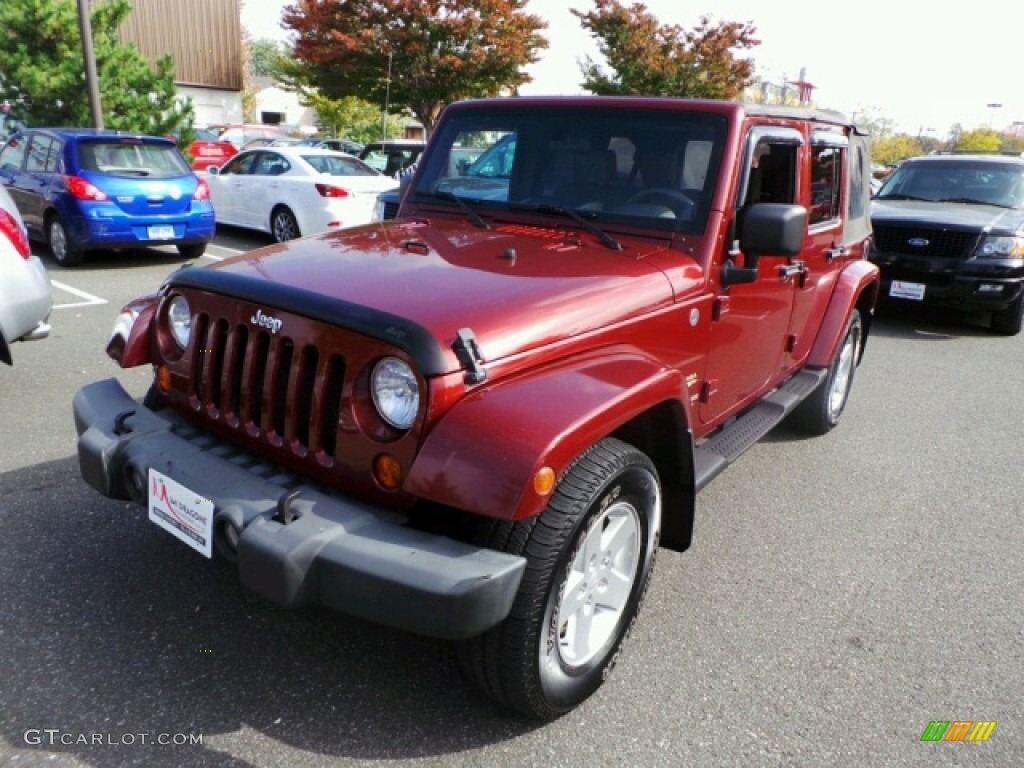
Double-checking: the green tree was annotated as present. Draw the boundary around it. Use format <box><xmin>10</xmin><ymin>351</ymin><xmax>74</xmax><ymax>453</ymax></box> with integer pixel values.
<box><xmin>249</xmin><ymin>38</ymin><xmax>284</xmax><ymax>79</ymax></box>
<box><xmin>871</xmin><ymin>134</ymin><xmax>927</xmax><ymax>166</ymax></box>
<box><xmin>305</xmin><ymin>93</ymin><xmax>402</xmax><ymax>144</ymax></box>
<box><xmin>281</xmin><ymin>0</ymin><xmax>548</xmax><ymax>136</ymax></box>
<box><xmin>952</xmin><ymin>127</ymin><xmax>1001</xmax><ymax>153</ymax></box>
<box><xmin>572</xmin><ymin>0</ymin><xmax>758</xmax><ymax>98</ymax></box>
<box><xmin>0</xmin><ymin>0</ymin><xmax>192</xmax><ymax>135</ymax></box>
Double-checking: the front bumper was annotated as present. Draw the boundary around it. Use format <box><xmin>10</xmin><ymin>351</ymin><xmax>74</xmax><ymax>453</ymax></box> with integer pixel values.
<box><xmin>871</xmin><ymin>253</ymin><xmax>1024</xmax><ymax>312</ymax></box>
<box><xmin>73</xmin><ymin>378</ymin><xmax>525</xmax><ymax>639</ymax></box>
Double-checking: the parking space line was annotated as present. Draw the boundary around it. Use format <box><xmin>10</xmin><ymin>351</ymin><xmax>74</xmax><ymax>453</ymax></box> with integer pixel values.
<box><xmin>50</xmin><ymin>280</ymin><xmax>108</xmax><ymax>309</ymax></box>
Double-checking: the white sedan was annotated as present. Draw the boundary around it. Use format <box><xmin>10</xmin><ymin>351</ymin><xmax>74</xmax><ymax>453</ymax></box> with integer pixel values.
<box><xmin>206</xmin><ymin>147</ymin><xmax>400</xmax><ymax>241</ymax></box>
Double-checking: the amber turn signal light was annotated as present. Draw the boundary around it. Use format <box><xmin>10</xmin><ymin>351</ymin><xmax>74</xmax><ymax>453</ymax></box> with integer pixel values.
<box><xmin>374</xmin><ymin>453</ymin><xmax>403</xmax><ymax>490</ymax></box>
<box><xmin>533</xmin><ymin>466</ymin><xmax>555</xmax><ymax>496</ymax></box>
<box><xmin>156</xmin><ymin>364</ymin><xmax>172</xmax><ymax>392</ymax></box>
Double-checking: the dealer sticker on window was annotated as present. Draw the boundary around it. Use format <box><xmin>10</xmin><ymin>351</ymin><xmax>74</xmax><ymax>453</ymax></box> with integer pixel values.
<box><xmin>890</xmin><ymin>280</ymin><xmax>926</xmax><ymax>301</ymax></box>
<box><xmin>148</xmin><ymin>469</ymin><xmax>214</xmax><ymax>558</ymax></box>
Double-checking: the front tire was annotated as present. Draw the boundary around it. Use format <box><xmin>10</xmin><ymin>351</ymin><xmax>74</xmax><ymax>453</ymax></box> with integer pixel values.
<box><xmin>456</xmin><ymin>438</ymin><xmax>661</xmax><ymax>720</ymax></box>
<box><xmin>270</xmin><ymin>206</ymin><xmax>300</xmax><ymax>242</ymax></box>
<box><xmin>991</xmin><ymin>294</ymin><xmax>1023</xmax><ymax>336</ymax></box>
<box><xmin>791</xmin><ymin>309</ymin><xmax>863</xmax><ymax>435</ymax></box>
<box><xmin>48</xmin><ymin>215</ymin><xmax>83</xmax><ymax>267</ymax></box>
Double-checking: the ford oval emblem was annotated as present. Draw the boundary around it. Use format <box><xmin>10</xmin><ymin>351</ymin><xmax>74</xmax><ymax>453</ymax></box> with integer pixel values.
<box><xmin>908</xmin><ymin>237</ymin><xmax>929</xmax><ymax>247</ymax></box>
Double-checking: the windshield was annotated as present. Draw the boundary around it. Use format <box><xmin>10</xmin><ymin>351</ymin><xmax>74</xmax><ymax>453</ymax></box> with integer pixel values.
<box><xmin>411</xmin><ymin>105</ymin><xmax>728</xmax><ymax>235</ymax></box>
<box><xmin>876</xmin><ymin>161</ymin><xmax>1024</xmax><ymax>208</ymax></box>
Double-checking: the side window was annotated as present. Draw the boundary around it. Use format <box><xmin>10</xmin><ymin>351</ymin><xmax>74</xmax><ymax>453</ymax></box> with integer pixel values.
<box><xmin>253</xmin><ymin>152</ymin><xmax>289</xmax><ymax>176</ymax></box>
<box><xmin>220</xmin><ymin>153</ymin><xmax>256</xmax><ymax>175</ymax></box>
<box><xmin>849</xmin><ymin>143</ymin><xmax>866</xmax><ymax>219</ymax></box>
<box><xmin>0</xmin><ymin>136</ymin><xmax>27</xmax><ymax>172</ymax></box>
<box><xmin>26</xmin><ymin>135</ymin><xmax>56</xmax><ymax>173</ymax></box>
<box><xmin>744</xmin><ymin>141</ymin><xmax>797</xmax><ymax>205</ymax></box>
<box><xmin>809</xmin><ymin>145</ymin><xmax>844</xmax><ymax>226</ymax></box>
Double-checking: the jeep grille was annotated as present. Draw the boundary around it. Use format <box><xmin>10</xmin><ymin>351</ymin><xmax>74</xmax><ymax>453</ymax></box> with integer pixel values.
<box><xmin>190</xmin><ymin>312</ymin><xmax>346</xmax><ymax>459</ymax></box>
<box><xmin>873</xmin><ymin>225</ymin><xmax>979</xmax><ymax>259</ymax></box>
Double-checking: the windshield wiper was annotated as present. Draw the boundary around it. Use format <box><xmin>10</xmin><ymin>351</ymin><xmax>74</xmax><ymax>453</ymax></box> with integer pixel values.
<box><xmin>938</xmin><ymin>197</ymin><xmax>1011</xmax><ymax>208</ymax></box>
<box><xmin>877</xmin><ymin>193</ymin><xmax>928</xmax><ymax>202</ymax></box>
<box><xmin>427</xmin><ymin>190</ymin><xmax>490</xmax><ymax>229</ymax></box>
<box><xmin>508</xmin><ymin>203</ymin><xmax>622</xmax><ymax>251</ymax></box>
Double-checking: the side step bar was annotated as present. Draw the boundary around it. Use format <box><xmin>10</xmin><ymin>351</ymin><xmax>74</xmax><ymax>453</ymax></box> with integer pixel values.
<box><xmin>694</xmin><ymin>369</ymin><xmax>826</xmax><ymax>493</ymax></box>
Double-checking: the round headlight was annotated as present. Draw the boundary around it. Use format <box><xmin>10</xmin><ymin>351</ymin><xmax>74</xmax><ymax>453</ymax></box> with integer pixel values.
<box><xmin>167</xmin><ymin>295</ymin><xmax>191</xmax><ymax>349</ymax></box>
<box><xmin>371</xmin><ymin>357</ymin><xmax>420</xmax><ymax>430</ymax></box>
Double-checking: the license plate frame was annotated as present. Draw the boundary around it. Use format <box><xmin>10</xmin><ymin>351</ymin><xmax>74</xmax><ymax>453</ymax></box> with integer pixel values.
<box><xmin>148</xmin><ymin>468</ymin><xmax>215</xmax><ymax>558</ymax></box>
<box><xmin>147</xmin><ymin>224</ymin><xmax>175</xmax><ymax>240</ymax></box>
<box><xmin>890</xmin><ymin>280</ymin><xmax>926</xmax><ymax>301</ymax></box>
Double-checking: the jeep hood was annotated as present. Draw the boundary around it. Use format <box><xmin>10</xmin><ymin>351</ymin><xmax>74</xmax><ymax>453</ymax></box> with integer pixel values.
<box><xmin>173</xmin><ymin>218</ymin><xmax>684</xmax><ymax>374</ymax></box>
<box><xmin>872</xmin><ymin>199</ymin><xmax>1024</xmax><ymax>234</ymax></box>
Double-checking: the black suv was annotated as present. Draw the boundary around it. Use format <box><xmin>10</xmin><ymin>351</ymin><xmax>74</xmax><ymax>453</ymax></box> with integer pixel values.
<box><xmin>870</xmin><ymin>153</ymin><xmax>1024</xmax><ymax>334</ymax></box>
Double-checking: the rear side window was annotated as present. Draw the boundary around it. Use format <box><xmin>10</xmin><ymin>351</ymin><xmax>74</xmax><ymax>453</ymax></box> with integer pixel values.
<box><xmin>0</xmin><ymin>136</ymin><xmax>27</xmax><ymax>172</ymax></box>
<box><xmin>809</xmin><ymin>145</ymin><xmax>844</xmax><ymax>226</ymax></box>
<box><xmin>77</xmin><ymin>141</ymin><xmax>191</xmax><ymax>178</ymax></box>
<box><xmin>26</xmin><ymin>135</ymin><xmax>61</xmax><ymax>172</ymax></box>
<box><xmin>302</xmin><ymin>154</ymin><xmax>378</xmax><ymax>176</ymax></box>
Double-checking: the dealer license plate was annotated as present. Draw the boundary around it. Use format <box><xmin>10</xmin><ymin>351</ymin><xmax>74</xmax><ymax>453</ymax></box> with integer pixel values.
<box><xmin>147</xmin><ymin>224</ymin><xmax>175</xmax><ymax>240</ymax></box>
<box><xmin>890</xmin><ymin>280</ymin><xmax>925</xmax><ymax>301</ymax></box>
<box><xmin>148</xmin><ymin>469</ymin><xmax>214</xmax><ymax>558</ymax></box>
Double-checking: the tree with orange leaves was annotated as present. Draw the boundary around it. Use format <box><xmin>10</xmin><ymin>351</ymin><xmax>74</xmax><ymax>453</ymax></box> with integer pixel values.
<box><xmin>572</xmin><ymin>1</ymin><xmax>759</xmax><ymax>100</ymax></box>
<box><xmin>281</xmin><ymin>0</ymin><xmax>547</xmax><ymax>136</ymax></box>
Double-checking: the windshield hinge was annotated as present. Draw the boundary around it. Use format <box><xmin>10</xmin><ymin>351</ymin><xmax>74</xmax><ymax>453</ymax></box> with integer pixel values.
<box><xmin>452</xmin><ymin>327</ymin><xmax>488</xmax><ymax>385</ymax></box>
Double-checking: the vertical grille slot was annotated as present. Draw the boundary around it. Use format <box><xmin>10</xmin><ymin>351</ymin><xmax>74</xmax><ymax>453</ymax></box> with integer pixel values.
<box><xmin>191</xmin><ymin>313</ymin><xmax>210</xmax><ymax>402</ymax></box>
<box><xmin>294</xmin><ymin>346</ymin><xmax>318</xmax><ymax>448</ymax></box>
<box><xmin>222</xmin><ymin>324</ymin><xmax>248</xmax><ymax>425</ymax></box>
<box><xmin>208</xmin><ymin>319</ymin><xmax>229</xmax><ymax>413</ymax></box>
<box><xmin>320</xmin><ymin>354</ymin><xmax>345</xmax><ymax>458</ymax></box>
<box><xmin>246</xmin><ymin>330</ymin><xmax>271</xmax><ymax>431</ymax></box>
<box><xmin>269</xmin><ymin>337</ymin><xmax>294</xmax><ymax>439</ymax></box>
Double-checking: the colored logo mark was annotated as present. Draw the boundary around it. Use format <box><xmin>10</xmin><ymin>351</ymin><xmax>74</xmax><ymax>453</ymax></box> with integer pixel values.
<box><xmin>920</xmin><ymin>720</ymin><xmax>997</xmax><ymax>742</ymax></box>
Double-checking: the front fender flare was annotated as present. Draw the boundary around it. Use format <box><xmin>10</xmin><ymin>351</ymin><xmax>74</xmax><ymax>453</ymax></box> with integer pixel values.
<box><xmin>405</xmin><ymin>349</ymin><xmax>689</xmax><ymax>522</ymax></box>
<box><xmin>807</xmin><ymin>260</ymin><xmax>879</xmax><ymax>368</ymax></box>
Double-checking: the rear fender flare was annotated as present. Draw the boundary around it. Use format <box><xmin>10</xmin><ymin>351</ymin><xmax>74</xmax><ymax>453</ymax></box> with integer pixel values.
<box><xmin>405</xmin><ymin>350</ymin><xmax>691</xmax><ymax>522</ymax></box>
<box><xmin>807</xmin><ymin>260</ymin><xmax>879</xmax><ymax>368</ymax></box>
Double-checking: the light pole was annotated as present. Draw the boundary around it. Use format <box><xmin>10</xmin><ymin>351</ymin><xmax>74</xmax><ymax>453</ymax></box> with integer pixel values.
<box><xmin>380</xmin><ymin>52</ymin><xmax>393</xmax><ymax>141</ymax></box>
<box><xmin>986</xmin><ymin>103</ymin><xmax>1003</xmax><ymax>128</ymax></box>
<box><xmin>77</xmin><ymin>0</ymin><xmax>103</xmax><ymax>129</ymax></box>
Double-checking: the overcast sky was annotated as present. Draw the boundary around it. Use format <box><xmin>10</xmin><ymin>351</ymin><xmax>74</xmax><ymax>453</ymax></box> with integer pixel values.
<box><xmin>242</xmin><ymin>0</ymin><xmax>1022</xmax><ymax>136</ymax></box>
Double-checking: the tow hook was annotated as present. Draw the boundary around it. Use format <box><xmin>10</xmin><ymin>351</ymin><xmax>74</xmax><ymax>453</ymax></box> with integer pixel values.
<box><xmin>113</xmin><ymin>409</ymin><xmax>136</xmax><ymax>436</ymax></box>
<box><xmin>275</xmin><ymin>489</ymin><xmax>302</xmax><ymax>524</ymax></box>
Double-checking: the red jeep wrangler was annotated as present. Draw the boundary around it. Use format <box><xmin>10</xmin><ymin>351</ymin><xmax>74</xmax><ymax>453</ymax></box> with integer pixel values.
<box><xmin>74</xmin><ymin>97</ymin><xmax>879</xmax><ymax>720</ymax></box>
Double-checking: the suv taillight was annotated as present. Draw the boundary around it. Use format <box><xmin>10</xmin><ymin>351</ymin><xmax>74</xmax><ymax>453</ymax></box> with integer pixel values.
<box><xmin>64</xmin><ymin>175</ymin><xmax>110</xmax><ymax>201</ymax></box>
<box><xmin>193</xmin><ymin>179</ymin><xmax>210</xmax><ymax>201</ymax></box>
<box><xmin>0</xmin><ymin>209</ymin><xmax>31</xmax><ymax>259</ymax></box>
<box><xmin>315</xmin><ymin>183</ymin><xmax>350</xmax><ymax>198</ymax></box>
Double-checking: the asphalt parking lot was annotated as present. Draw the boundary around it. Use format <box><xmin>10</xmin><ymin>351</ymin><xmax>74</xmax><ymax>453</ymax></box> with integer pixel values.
<box><xmin>0</xmin><ymin>230</ymin><xmax>1021</xmax><ymax>768</ymax></box>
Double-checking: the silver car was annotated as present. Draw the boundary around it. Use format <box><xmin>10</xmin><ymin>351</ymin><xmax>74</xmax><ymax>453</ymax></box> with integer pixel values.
<box><xmin>0</xmin><ymin>185</ymin><xmax>51</xmax><ymax>364</ymax></box>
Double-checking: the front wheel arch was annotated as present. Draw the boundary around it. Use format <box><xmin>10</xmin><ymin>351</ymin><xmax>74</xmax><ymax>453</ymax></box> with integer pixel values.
<box><xmin>456</xmin><ymin>437</ymin><xmax>661</xmax><ymax>720</ymax></box>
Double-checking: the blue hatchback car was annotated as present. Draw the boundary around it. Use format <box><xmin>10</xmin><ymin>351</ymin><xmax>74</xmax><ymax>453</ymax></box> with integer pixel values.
<box><xmin>0</xmin><ymin>128</ymin><xmax>214</xmax><ymax>267</ymax></box>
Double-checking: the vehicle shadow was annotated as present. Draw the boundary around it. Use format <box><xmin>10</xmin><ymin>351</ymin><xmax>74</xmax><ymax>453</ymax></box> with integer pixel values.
<box><xmin>867</xmin><ymin>300</ymin><xmax>995</xmax><ymax>340</ymax></box>
<box><xmin>0</xmin><ymin>457</ymin><xmax>541</xmax><ymax>768</ymax></box>
<box><xmin>30</xmin><ymin>242</ymin><xmax>195</xmax><ymax>273</ymax></box>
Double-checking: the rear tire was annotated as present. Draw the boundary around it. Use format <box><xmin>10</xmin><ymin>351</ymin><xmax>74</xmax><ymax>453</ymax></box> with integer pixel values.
<box><xmin>991</xmin><ymin>294</ymin><xmax>1023</xmax><ymax>336</ymax></box>
<box><xmin>270</xmin><ymin>207</ymin><xmax>299</xmax><ymax>242</ymax></box>
<box><xmin>177</xmin><ymin>242</ymin><xmax>207</xmax><ymax>259</ymax></box>
<box><xmin>456</xmin><ymin>438</ymin><xmax>661</xmax><ymax>720</ymax></box>
<box><xmin>48</xmin><ymin>215</ymin><xmax>83</xmax><ymax>267</ymax></box>
<box><xmin>791</xmin><ymin>309</ymin><xmax>863</xmax><ymax>435</ymax></box>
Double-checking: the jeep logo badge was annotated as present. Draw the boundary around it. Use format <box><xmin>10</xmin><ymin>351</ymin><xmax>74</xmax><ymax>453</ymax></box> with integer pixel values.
<box><xmin>908</xmin><ymin>237</ymin><xmax>929</xmax><ymax>247</ymax></box>
<box><xmin>250</xmin><ymin>308</ymin><xmax>283</xmax><ymax>334</ymax></box>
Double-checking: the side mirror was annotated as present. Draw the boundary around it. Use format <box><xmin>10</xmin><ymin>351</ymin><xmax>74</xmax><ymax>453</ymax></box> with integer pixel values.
<box><xmin>722</xmin><ymin>203</ymin><xmax>807</xmax><ymax>287</ymax></box>
<box><xmin>207</xmin><ymin>166</ymin><xmax>220</xmax><ymax>176</ymax></box>
<box><xmin>739</xmin><ymin>203</ymin><xmax>806</xmax><ymax>257</ymax></box>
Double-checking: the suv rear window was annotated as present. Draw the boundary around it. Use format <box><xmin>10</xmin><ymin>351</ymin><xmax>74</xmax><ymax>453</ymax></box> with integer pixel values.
<box><xmin>77</xmin><ymin>140</ymin><xmax>192</xmax><ymax>178</ymax></box>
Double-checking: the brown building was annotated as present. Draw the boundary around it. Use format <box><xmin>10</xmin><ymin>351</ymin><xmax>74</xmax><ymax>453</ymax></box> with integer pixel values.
<box><xmin>92</xmin><ymin>0</ymin><xmax>244</xmax><ymax>126</ymax></box>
